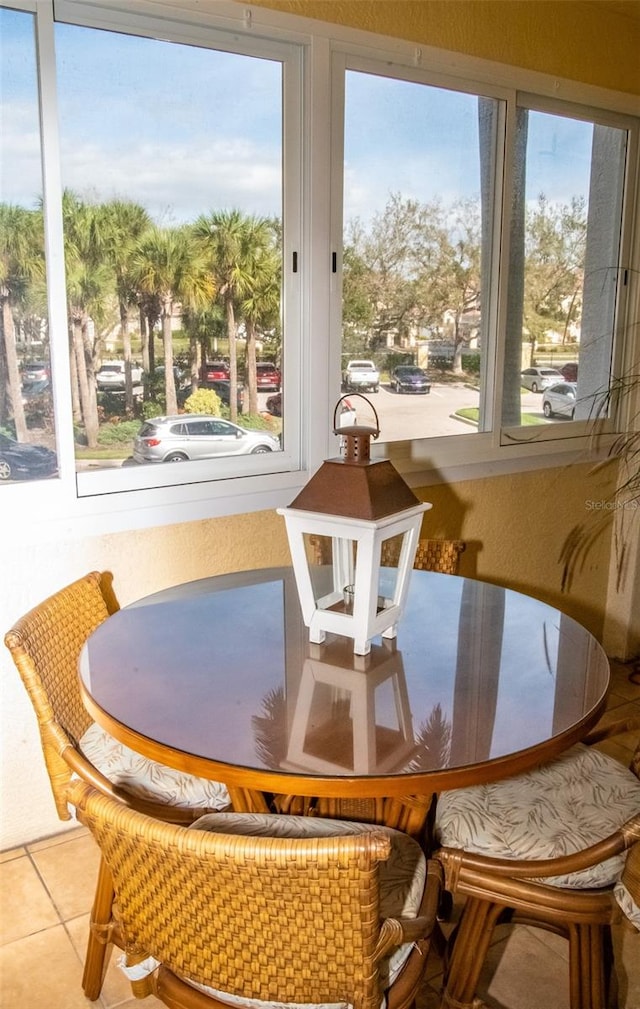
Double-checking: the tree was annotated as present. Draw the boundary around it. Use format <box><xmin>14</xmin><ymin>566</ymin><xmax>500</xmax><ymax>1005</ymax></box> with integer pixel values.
<box><xmin>342</xmin><ymin>194</ymin><xmax>480</xmax><ymax>363</ymax></box>
<box><xmin>132</xmin><ymin>227</ymin><xmax>214</xmax><ymax>416</ymax></box>
<box><xmin>0</xmin><ymin>204</ymin><xmax>45</xmax><ymax>441</ymax></box>
<box><xmin>62</xmin><ymin>191</ymin><xmax>114</xmax><ymax>448</ymax></box>
<box><xmin>524</xmin><ymin>193</ymin><xmax>587</xmax><ymax>358</ymax></box>
<box><xmin>100</xmin><ymin>200</ymin><xmax>151</xmax><ymax>412</ymax></box>
<box><xmin>239</xmin><ymin>224</ymin><xmax>281</xmax><ymax>415</ymax></box>
<box><xmin>194</xmin><ymin>210</ymin><xmax>274</xmax><ymax>422</ymax></box>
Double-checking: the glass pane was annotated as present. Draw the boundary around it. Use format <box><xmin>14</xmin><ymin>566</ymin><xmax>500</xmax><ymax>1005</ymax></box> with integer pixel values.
<box><xmin>342</xmin><ymin>70</ymin><xmax>500</xmax><ymax>442</ymax></box>
<box><xmin>503</xmin><ymin>108</ymin><xmax>627</xmax><ymax>428</ymax></box>
<box><xmin>54</xmin><ymin>22</ymin><xmax>283</xmax><ymax>474</ymax></box>
<box><xmin>0</xmin><ymin>7</ymin><xmax>58</xmax><ymax>484</ymax></box>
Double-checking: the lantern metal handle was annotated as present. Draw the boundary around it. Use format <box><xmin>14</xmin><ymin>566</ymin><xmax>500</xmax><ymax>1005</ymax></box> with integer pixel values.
<box><xmin>332</xmin><ymin>394</ymin><xmax>380</xmax><ymax>438</ymax></box>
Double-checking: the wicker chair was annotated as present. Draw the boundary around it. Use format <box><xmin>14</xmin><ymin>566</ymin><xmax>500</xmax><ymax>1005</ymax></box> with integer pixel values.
<box><xmin>384</xmin><ymin>537</ymin><xmax>465</xmax><ymax>574</ymax></box>
<box><xmin>69</xmin><ymin>779</ymin><xmax>443</xmax><ymax>1009</ymax></box>
<box><xmin>433</xmin><ymin>718</ymin><xmax>640</xmax><ymax>1009</ymax></box>
<box><xmin>4</xmin><ymin>572</ymin><xmax>230</xmax><ymax>1000</ymax></box>
<box><xmin>309</xmin><ymin>535</ymin><xmax>466</xmax><ymax>575</ymax></box>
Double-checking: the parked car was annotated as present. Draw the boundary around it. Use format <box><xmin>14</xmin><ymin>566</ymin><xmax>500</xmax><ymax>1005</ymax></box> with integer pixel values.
<box><xmin>342</xmin><ymin>360</ymin><xmax>380</xmax><ymax>393</ymax></box>
<box><xmin>520</xmin><ymin>367</ymin><xmax>563</xmax><ymax>392</ymax></box>
<box><xmin>0</xmin><ymin>434</ymin><xmax>57</xmax><ymax>481</ymax></box>
<box><xmin>21</xmin><ymin>378</ymin><xmax>51</xmax><ymax>403</ymax></box>
<box><xmin>336</xmin><ymin>397</ymin><xmax>357</xmax><ymax>427</ymax></box>
<box><xmin>133</xmin><ymin>414</ymin><xmax>280</xmax><ymax>464</ymax></box>
<box><xmin>389</xmin><ymin>365</ymin><xmax>431</xmax><ymax>394</ymax></box>
<box><xmin>542</xmin><ymin>382</ymin><xmax>577</xmax><ymax>419</ymax></box>
<box><xmin>266</xmin><ymin>391</ymin><xmax>282</xmax><ymax>416</ymax></box>
<box><xmin>21</xmin><ymin>362</ymin><xmax>49</xmax><ymax>385</ymax></box>
<box><xmin>204</xmin><ymin>361</ymin><xmax>230</xmax><ymax>381</ymax></box>
<box><xmin>560</xmin><ymin>362</ymin><xmax>579</xmax><ymax>382</ymax></box>
<box><xmin>256</xmin><ymin>362</ymin><xmax>281</xmax><ymax>391</ymax></box>
<box><xmin>96</xmin><ymin>360</ymin><xmax>143</xmax><ymax>391</ymax></box>
<box><xmin>197</xmin><ymin>379</ymin><xmax>244</xmax><ymax>413</ymax></box>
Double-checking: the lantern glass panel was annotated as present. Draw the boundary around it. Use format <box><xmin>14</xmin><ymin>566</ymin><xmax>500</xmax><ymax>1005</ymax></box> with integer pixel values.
<box><xmin>304</xmin><ymin>532</ymin><xmax>398</xmax><ymax>617</ymax></box>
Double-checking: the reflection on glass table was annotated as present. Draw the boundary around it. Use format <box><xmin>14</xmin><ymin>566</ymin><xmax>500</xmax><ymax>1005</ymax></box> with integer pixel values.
<box><xmin>282</xmin><ymin>639</ymin><xmax>416</xmax><ymax>775</ymax></box>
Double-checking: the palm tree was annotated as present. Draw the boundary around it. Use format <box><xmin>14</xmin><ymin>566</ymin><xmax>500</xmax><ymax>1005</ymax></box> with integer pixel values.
<box><xmin>132</xmin><ymin>226</ymin><xmax>214</xmax><ymax>416</ymax></box>
<box><xmin>62</xmin><ymin>191</ymin><xmax>113</xmax><ymax>448</ymax></box>
<box><xmin>100</xmin><ymin>200</ymin><xmax>151</xmax><ymax>412</ymax></box>
<box><xmin>240</xmin><ymin>228</ymin><xmax>281</xmax><ymax>415</ymax></box>
<box><xmin>0</xmin><ymin>204</ymin><xmax>45</xmax><ymax>441</ymax></box>
<box><xmin>406</xmin><ymin>703</ymin><xmax>452</xmax><ymax>772</ymax></box>
<box><xmin>194</xmin><ymin>209</ymin><xmax>270</xmax><ymax>422</ymax></box>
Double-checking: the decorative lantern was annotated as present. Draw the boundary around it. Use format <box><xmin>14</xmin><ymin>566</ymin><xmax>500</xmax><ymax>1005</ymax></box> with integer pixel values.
<box><xmin>278</xmin><ymin>396</ymin><xmax>431</xmax><ymax>654</ymax></box>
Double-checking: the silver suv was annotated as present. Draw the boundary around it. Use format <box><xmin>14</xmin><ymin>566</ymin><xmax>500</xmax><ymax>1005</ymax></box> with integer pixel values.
<box><xmin>133</xmin><ymin>415</ymin><xmax>280</xmax><ymax>464</ymax></box>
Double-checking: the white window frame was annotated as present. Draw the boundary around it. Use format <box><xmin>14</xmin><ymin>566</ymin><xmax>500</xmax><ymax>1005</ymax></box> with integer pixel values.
<box><xmin>1</xmin><ymin>0</ymin><xmax>639</xmax><ymax>541</ymax></box>
<box><xmin>330</xmin><ymin>43</ymin><xmax>639</xmax><ymax>485</ymax></box>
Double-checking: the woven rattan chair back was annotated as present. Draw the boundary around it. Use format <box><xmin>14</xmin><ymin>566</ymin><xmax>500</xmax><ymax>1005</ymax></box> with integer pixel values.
<box><xmin>4</xmin><ymin>571</ymin><xmax>115</xmax><ymax>819</ymax></box>
<box><xmin>410</xmin><ymin>538</ymin><xmax>465</xmax><ymax>573</ymax></box>
<box><xmin>308</xmin><ymin>535</ymin><xmax>465</xmax><ymax>574</ymax></box>
<box><xmin>70</xmin><ymin>780</ymin><xmax>441</xmax><ymax>1009</ymax></box>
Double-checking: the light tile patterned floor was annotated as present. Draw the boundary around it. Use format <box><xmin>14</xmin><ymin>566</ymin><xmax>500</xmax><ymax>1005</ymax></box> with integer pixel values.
<box><xmin>1</xmin><ymin>662</ymin><xmax>638</xmax><ymax>1008</ymax></box>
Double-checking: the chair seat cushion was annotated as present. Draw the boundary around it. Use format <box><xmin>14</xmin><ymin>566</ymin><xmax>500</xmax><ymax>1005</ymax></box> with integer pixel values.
<box><xmin>79</xmin><ymin>722</ymin><xmax>230</xmax><ymax>811</ymax></box>
<box><xmin>119</xmin><ymin>812</ymin><xmax>426</xmax><ymax>1009</ymax></box>
<box><xmin>435</xmin><ymin>743</ymin><xmax>640</xmax><ymax>888</ymax></box>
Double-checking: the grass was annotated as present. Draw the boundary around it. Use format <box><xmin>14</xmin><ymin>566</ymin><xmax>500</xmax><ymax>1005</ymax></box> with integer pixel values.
<box><xmin>455</xmin><ymin>407</ymin><xmax>543</xmax><ymax>426</ymax></box>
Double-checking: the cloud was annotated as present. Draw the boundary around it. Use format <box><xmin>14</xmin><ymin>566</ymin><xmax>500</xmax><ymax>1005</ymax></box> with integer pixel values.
<box><xmin>60</xmin><ymin>136</ymin><xmax>282</xmax><ymax>224</ymax></box>
<box><xmin>1</xmin><ymin>102</ymin><xmax>44</xmax><ymax>209</ymax></box>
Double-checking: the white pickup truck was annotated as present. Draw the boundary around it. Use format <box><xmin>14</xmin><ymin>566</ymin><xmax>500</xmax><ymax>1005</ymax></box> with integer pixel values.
<box><xmin>342</xmin><ymin>360</ymin><xmax>380</xmax><ymax>393</ymax></box>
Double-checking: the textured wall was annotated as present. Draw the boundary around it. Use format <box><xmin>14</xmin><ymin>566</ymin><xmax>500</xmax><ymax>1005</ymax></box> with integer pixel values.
<box><xmin>247</xmin><ymin>0</ymin><xmax>640</xmax><ymax>95</ymax></box>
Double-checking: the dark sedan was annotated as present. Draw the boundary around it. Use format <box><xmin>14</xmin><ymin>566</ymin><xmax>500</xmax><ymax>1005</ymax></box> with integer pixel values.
<box><xmin>0</xmin><ymin>434</ymin><xmax>57</xmax><ymax>481</ymax></box>
<box><xmin>390</xmin><ymin>365</ymin><xmax>431</xmax><ymax>394</ymax></box>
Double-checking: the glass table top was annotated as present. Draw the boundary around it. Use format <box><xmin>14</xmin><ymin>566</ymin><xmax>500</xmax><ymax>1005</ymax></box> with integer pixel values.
<box><xmin>79</xmin><ymin>568</ymin><xmax>609</xmax><ymax>787</ymax></box>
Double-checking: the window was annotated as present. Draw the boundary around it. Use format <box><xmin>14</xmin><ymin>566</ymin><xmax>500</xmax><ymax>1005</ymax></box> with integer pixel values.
<box><xmin>340</xmin><ymin>68</ymin><xmax>501</xmax><ymax>445</ymax></box>
<box><xmin>1</xmin><ymin>0</ymin><xmax>638</xmax><ymax>527</ymax></box>
<box><xmin>2</xmin><ymin>1</ymin><xmax>302</xmax><ymax>500</ymax></box>
<box><xmin>337</xmin><ymin>60</ymin><xmax>635</xmax><ymax>455</ymax></box>
<box><xmin>502</xmin><ymin>103</ymin><xmax>629</xmax><ymax>436</ymax></box>
<box><xmin>0</xmin><ymin>6</ymin><xmax>58</xmax><ymax>484</ymax></box>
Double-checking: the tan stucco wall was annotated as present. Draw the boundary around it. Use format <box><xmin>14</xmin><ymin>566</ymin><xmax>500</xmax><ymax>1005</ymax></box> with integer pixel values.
<box><xmin>247</xmin><ymin>0</ymin><xmax>640</xmax><ymax>96</ymax></box>
<box><xmin>1</xmin><ymin>0</ymin><xmax>637</xmax><ymax>851</ymax></box>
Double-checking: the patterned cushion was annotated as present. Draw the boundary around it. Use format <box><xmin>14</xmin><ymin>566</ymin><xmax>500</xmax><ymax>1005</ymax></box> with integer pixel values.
<box><xmin>614</xmin><ymin>843</ymin><xmax>640</xmax><ymax>929</ymax></box>
<box><xmin>79</xmin><ymin>722</ymin><xmax>230</xmax><ymax>811</ymax></box>
<box><xmin>435</xmin><ymin>743</ymin><xmax>640</xmax><ymax>889</ymax></box>
<box><xmin>119</xmin><ymin>812</ymin><xmax>426</xmax><ymax>1009</ymax></box>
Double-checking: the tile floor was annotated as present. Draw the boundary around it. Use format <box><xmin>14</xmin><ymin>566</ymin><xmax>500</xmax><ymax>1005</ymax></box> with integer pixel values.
<box><xmin>1</xmin><ymin>661</ymin><xmax>639</xmax><ymax>1009</ymax></box>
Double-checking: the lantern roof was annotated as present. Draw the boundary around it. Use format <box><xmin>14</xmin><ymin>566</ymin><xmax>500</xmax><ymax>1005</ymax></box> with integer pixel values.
<box><xmin>286</xmin><ymin>457</ymin><xmax>421</xmax><ymax>521</ymax></box>
<box><xmin>286</xmin><ymin>395</ymin><xmax>423</xmax><ymax>521</ymax></box>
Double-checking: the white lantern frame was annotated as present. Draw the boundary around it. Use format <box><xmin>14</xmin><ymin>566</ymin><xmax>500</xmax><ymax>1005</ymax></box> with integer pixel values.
<box><xmin>279</xmin><ymin>500</ymin><xmax>430</xmax><ymax>655</ymax></box>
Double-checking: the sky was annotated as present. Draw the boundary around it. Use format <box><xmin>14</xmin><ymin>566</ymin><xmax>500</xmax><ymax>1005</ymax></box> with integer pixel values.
<box><xmin>1</xmin><ymin>5</ymin><xmax>597</xmax><ymax>232</ymax></box>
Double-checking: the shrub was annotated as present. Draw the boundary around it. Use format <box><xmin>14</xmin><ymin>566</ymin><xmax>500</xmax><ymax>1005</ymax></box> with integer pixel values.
<box><xmin>97</xmin><ymin>420</ymin><xmax>141</xmax><ymax>445</ymax></box>
<box><xmin>141</xmin><ymin>401</ymin><xmax>165</xmax><ymax>421</ymax></box>
<box><xmin>183</xmin><ymin>388</ymin><xmax>221</xmax><ymax>416</ymax></box>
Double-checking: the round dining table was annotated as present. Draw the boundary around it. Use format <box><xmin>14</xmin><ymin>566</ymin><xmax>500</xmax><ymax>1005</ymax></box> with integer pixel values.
<box><xmin>78</xmin><ymin>566</ymin><xmax>610</xmax><ymax>837</ymax></box>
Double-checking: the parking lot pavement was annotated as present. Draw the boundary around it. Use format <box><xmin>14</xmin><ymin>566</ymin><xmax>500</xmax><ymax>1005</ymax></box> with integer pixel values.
<box><xmin>368</xmin><ymin>382</ymin><xmax>480</xmax><ymax>440</ymax></box>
